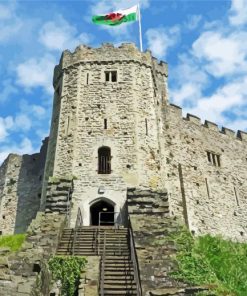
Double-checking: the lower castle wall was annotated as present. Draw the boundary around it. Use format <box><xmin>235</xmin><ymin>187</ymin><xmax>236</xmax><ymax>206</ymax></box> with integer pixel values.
<box><xmin>163</xmin><ymin>104</ymin><xmax>247</xmax><ymax>241</ymax></box>
<box><xmin>0</xmin><ymin>139</ymin><xmax>48</xmax><ymax>234</ymax></box>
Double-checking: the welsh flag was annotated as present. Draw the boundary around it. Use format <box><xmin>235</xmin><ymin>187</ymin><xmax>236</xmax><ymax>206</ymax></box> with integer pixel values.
<box><xmin>92</xmin><ymin>5</ymin><xmax>138</xmax><ymax>26</ymax></box>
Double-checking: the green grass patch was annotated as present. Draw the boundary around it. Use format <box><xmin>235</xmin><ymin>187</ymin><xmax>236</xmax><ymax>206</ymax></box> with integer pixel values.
<box><xmin>0</xmin><ymin>233</ymin><xmax>26</xmax><ymax>252</ymax></box>
<box><xmin>170</xmin><ymin>228</ymin><xmax>247</xmax><ymax>296</ymax></box>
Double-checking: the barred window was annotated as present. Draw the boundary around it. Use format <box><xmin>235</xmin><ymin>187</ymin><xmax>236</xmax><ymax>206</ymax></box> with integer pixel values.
<box><xmin>98</xmin><ymin>147</ymin><xmax>111</xmax><ymax>174</ymax></box>
<box><xmin>206</xmin><ymin>151</ymin><xmax>221</xmax><ymax>167</ymax></box>
<box><xmin>105</xmin><ymin>71</ymin><xmax>117</xmax><ymax>82</ymax></box>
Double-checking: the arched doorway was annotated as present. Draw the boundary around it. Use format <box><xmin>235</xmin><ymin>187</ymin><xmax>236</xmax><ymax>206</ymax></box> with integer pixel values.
<box><xmin>90</xmin><ymin>200</ymin><xmax>114</xmax><ymax>226</ymax></box>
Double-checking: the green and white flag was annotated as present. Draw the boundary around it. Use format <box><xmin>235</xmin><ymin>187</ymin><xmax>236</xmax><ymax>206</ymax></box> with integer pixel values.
<box><xmin>92</xmin><ymin>5</ymin><xmax>138</xmax><ymax>26</ymax></box>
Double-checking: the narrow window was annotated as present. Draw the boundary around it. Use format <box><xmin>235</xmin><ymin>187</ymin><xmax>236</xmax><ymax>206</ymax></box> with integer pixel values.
<box><xmin>98</xmin><ymin>147</ymin><xmax>111</xmax><ymax>174</ymax></box>
<box><xmin>105</xmin><ymin>72</ymin><xmax>110</xmax><ymax>82</ymax></box>
<box><xmin>145</xmin><ymin>118</ymin><xmax>148</xmax><ymax>135</ymax></box>
<box><xmin>104</xmin><ymin>119</ymin><xmax>107</xmax><ymax>130</ymax></box>
<box><xmin>86</xmin><ymin>73</ymin><xmax>89</xmax><ymax>85</ymax></box>
<box><xmin>212</xmin><ymin>154</ymin><xmax>216</xmax><ymax>166</ymax></box>
<box><xmin>111</xmin><ymin>71</ymin><xmax>117</xmax><ymax>82</ymax></box>
<box><xmin>234</xmin><ymin>186</ymin><xmax>240</xmax><ymax>206</ymax></box>
<box><xmin>207</xmin><ymin>151</ymin><xmax>211</xmax><ymax>162</ymax></box>
<box><xmin>205</xmin><ymin>178</ymin><xmax>210</xmax><ymax>198</ymax></box>
<box><xmin>217</xmin><ymin>155</ymin><xmax>221</xmax><ymax>167</ymax></box>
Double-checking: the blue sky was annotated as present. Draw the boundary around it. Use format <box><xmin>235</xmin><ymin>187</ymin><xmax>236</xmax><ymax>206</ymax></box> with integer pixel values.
<box><xmin>0</xmin><ymin>0</ymin><xmax>247</xmax><ymax>164</ymax></box>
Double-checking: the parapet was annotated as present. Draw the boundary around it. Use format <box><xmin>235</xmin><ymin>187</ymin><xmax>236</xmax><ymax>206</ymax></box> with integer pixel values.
<box><xmin>56</xmin><ymin>43</ymin><xmax>168</xmax><ymax>76</ymax></box>
<box><xmin>167</xmin><ymin>104</ymin><xmax>247</xmax><ymax>142</ymax></box>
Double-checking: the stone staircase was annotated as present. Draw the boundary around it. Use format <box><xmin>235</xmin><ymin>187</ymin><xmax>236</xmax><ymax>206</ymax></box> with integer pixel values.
<box><xmin>57</xmin><ymin>226</ymin><xmax>137</xmax><ymax>295</ymax></box>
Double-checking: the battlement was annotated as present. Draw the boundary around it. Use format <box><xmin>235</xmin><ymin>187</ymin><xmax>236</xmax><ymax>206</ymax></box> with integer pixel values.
<box><xmin>54</xmin><ymin>43</ymin><xmax>168</xmax><ymax>83</ymax></box>
<box><xmin>168</xmin><ymin>103</ymin><xmax>247</xmax><ymax>142</ymax></box>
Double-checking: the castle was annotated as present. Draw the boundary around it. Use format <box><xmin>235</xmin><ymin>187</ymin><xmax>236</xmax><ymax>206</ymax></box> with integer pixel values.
<box><xmin>1</xmin><ymin>43</ymin><xmax>247</xmax><ymax>242</ymax></box>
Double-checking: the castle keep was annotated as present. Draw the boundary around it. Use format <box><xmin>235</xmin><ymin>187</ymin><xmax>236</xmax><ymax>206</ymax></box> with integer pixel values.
<box><xmin>1</xmin><ymin>43</ymin><xmax>247</xmax><ymax>295</ymax></box>
<box><xmin>0</xmin><ymin>44</ymin><xmax>247</xmax><ymax>296</ymax></box>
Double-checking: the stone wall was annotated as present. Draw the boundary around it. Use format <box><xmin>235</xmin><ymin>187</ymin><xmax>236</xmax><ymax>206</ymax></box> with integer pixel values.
<box><xmin>127</xmin><ymin>188</ymin><xmax>210</xmax><ymax>296</ymax></box>
<box><xmin>0</xmin><ymin>212</ymin><xmax>66</xmax><ymax>296</ymax></box>
<box><xmin>162</xmin><ymin>104</ymin><xmax>247</xmax><ymax>241</ymax></box>
<box><xmin>0</xmin><ymin>138</ymin><xmax>48</xmax><ymax>234</ymax></box>
<box><xmin>42</xmin><ymin>43</ymin><xmax>168</xmax><ymax>226</ymax></box>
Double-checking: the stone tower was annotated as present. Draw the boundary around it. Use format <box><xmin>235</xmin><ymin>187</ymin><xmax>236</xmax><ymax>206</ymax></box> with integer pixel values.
<box><xmin>42</xmin><ymin>43</ymin><xmax>168</xmax><ymax>226</ymax></box>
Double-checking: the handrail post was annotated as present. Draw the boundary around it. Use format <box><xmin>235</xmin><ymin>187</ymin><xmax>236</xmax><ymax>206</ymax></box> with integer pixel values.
<box><xmin>71</xmin><ymin>207</ymin><xmax>83</xmax><ymax>255</ymax></box>
<box><xmin>100</xmin><ymin>231</ymin><xmax>106</xmax><ymax>296</ymax></box>
<box><xmin>128</xmin><ymin>216</ymin><xmax>142</xmax><ymax>296</ymax></box>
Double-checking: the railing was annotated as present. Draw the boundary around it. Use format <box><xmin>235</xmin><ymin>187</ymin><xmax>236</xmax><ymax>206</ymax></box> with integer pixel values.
<box><xmin>98</xmin><ymin>211</ymin><xmax>123</xmax><ymax>255</ymax></box>
<box><xmin>100</xmin><ymin>231</ymin><xmax>106</xmax><ymax>296</ymax></box>
<box><xmin>98</xmin><ymin>211</ymin><xmax>122</xmax><ymax>227</ymax></box>
<box><xmin>128</xmin><ymin>217</ymin><xmax>142</xmax><ymax>296</ymax></box>
<box><xmin>71</xmin><ymin>207</ymin><xmax>83</xmax><ymax>255</ymax></box>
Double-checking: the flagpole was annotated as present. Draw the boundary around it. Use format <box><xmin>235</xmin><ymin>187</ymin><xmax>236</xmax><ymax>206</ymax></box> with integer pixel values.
<box><xmin>138</xmin><ymin>3</ymin><xmax>143</xmax><ymax>52</ymax></box>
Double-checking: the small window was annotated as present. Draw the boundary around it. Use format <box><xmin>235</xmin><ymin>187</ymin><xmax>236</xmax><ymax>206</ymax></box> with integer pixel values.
<box><xmin>105</xmin><ymin>71</ymin><xmax>117</xmax><ymax>82</ymax></box>
<box><xmin>86</xmin><ymin>73</ymin><xmax>89</xmax><ymax>85</ymax></box>
<box><xmin>104</xmin><ymin>119</ymin><xmax>107</xmax><ymax>130</ymax></box>
<box><xmin>105</xmin><ymin>72</ymin><xmax>110</xmax><ymax>82</ymax></box>
<box><xmin>206</xmin><ymin>151</ymin><xmax>221</xmax><ymax>167</ymax></box>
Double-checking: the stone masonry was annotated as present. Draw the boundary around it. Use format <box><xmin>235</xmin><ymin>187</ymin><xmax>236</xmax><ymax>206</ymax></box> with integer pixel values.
<box><xmin>0</xmin><ymin>138</ymin><xmax>48</xmax><ymax>234</ymax></box>
<box><xmin>0</xmin><ymin>43</ymin><xmax>247</xmax><ymax>244</ymax></box>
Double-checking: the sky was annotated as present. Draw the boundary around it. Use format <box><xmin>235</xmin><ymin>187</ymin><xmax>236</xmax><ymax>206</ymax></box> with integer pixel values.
<box><xmin>0</xmin><ymin>0</ymin><xmax>247</xmax><ymax>164</ymax></box>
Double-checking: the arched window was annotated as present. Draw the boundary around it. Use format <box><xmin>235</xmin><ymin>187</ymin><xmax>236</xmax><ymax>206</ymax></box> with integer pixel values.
<box><xmin>98</xmin><ymin>146</ymin><xmax>111</xmax><ymax>174</ymax></box>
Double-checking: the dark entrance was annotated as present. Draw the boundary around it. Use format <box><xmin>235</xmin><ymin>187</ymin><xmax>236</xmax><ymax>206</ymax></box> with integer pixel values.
<box><xmin>90</xmin><ymin>200</ymin><xmax>114</xmax><ymax>226</ymax></box>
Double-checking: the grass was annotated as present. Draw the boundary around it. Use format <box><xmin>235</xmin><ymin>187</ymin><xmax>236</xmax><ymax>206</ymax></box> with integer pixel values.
<box><xmin>170</xmin><ymin>228</ymin><xmax>247</xmax><ymax>296</ymax></box>
<box><xmin>0</xmin><ymin>233</ymin><xmax>26</xmax><ymax>252</ymax></box>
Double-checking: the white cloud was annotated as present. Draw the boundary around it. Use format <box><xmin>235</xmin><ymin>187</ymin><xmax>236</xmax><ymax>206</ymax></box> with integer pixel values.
<box><xmin>0</xmin><ymin>137</ymin><xmax>35</xmax><ymax>165</ymax></box>
<box><xmin>0</xmin><ymin>2</ymin><xmax>23</xmax><ymax>43</ymax></box>
<box><xmin>15</xmin><ymin>114</ymin><xmax>32</xmax><ymax>131</ymax></box>
<box><xmin>32</xmin><ymin>105</ymin><xmax>46</xmax><ymax>118</ymax></box>
<box><xmin>0</xmin><ymin>116</ymin><xmax>14</xmax><ymax>141</ymax></box>
<box><xmin>0</xmin><ymin>80</ymin><xmax>18</xmax><ymax>103</ymax></box>
<box><xmin>185</xmin><ymin>15</ymin><xmax>202</xmax><ymax>30</ymax></box>
<box><xmin>183</xmin><ymin>77</ymin><xmax>247</xmax><ymax>130</ymax></box>
<box><xmin>0</xmin><ymin>2</ymin><xmax>16</xmax><ymax>20</ymax></box>
<box><xmin>39</xmin><ymin>16</ymin><xmax>92</xmax><ymax>51</ymax></box>
<box><xmin>229</xmin><ymin>0</ymin><xmax>247</xmax><ymax>26</ymax></box>
<box><xmin>192</xmin><ymin>30</ymin><xmax>247</xmax><ymax>78</ymax></box>
<box><xmin>146</xmin><ymin>26</ymin><xmax>180</xmax><ymax>59</ymax></box>
<box><xmin>16</xmin><ymin>54</ymin><xmax>55</xmax><ymax>94</ymax></box>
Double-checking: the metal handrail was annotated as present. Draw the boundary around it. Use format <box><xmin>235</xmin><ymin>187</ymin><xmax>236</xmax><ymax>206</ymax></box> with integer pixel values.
<box><xmin>128</xmin><ymin>217</ymin><xmax>142</xmax><ymax>296</ymax></box>
<box><xmin>71</xmin><ymin>207</ymin><xmax>83</xmax><ymax>255</ymax></box>
<box><xmin>98</xmin><ymin>211</ymin><xmax>123</xmax><ymax>227</ymax></box>
<box><xmin>100</xmin><ymin>231</ymin><xmax>106</xmax><ymax>296</ymax></box>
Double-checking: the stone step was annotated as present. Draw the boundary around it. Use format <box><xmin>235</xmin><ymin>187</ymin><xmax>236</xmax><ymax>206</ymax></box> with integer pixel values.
<box><xmin>103</xmin><ymin>284</ymin><xmax>136</xmax><ymax>290</ymax></box>
<box><xmin>104</xmin><ymin>280</ymin><xmax>136</xmax><ymax>285</ymax></box>
<box><xmin>100</xmin><ymin>290</ymin><xmax>137</xmax><ymax>295</ymax></box>
<box><xmin>104</xmin><ymin>275</ymin><xmax>134</xmax><ymax>280</ymax></box>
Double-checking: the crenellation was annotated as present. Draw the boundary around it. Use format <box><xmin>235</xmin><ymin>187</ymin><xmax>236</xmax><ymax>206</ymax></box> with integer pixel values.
<box><xmin>237</xmin><ymin>130</ymin><xmax>247</xmax><ymax>141</ymax></box>
<box><xmin>221</xmin><ymin>127</ymin><xmax>235</xmax><ymax>138</ymax></box>
<box><xmin>204</xmin><ymin>120</ymin><xmax>219</xmax><ymax>131</ymax></box>
<box><xmin>186</xmin><ymin>113</ymin><xmax>201</xmax><ymax>125</ymax></box>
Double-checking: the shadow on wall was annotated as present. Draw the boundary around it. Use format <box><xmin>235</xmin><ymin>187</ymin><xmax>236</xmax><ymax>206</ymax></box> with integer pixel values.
<box><xmin>14</xmin><ymin>139</ymin><xmax>48</xmax><ymax>233</ymax></box>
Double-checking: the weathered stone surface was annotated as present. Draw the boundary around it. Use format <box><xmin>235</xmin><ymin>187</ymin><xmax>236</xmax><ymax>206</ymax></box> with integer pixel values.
<box><xmin>0</xmin><ymin>138</ymin><xmax>48</xmax><ymax>234</ymax></box>
<box><xmin>0</xmin><ymin>212</ymin><xmax>66</xmax><ymax>296</ymax></box>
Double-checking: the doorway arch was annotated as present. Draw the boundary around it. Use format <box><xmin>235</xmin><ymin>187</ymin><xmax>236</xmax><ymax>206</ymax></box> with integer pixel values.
<box><xmin>90</xmin><ymin>199</ymin><xmax>115</xmax><ymax>226</ymax></box>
